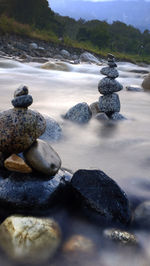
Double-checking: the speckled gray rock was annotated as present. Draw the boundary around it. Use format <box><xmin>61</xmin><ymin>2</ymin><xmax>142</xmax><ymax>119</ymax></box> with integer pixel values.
<box><xmin>64</xmin><ymin>102</ymin><xmax>92</xmax><ymax>124</ymax></box>
<box><xmin>110</xmin><ymin>112</ymin><xmax>126</xmax><ymax>121</ymax></box>
<box><xmin>14</xmin><ymin>85</ymin><xmax>28</xmax><ymax>97</ymax></box>
<box><xmin>103</xmin><ymin>229</ymin><xmax>138</xmax><ymax>245</ymax></box>
<box><xmin>24</xmin><ymin>139</ymin><xmax>61</xmax><ymax>176</ymax></box>
<box><xmin>0</xmin><ymin>108</ymin><xmax>46</xmax><ymax>154</ymax></box>
<box><xmin>40</xmin><ymin>115</ymin><xmax>62</xmax><ymax>142</ymax></box>
<box><xmin>95</xmin><ymin>113</ymin><xmax>109</xmax><ymax>122</ymax></box>
<box><xmin>89</xmin><ymin>102</ymin><xmax>100</xmax><ymax>116</ymax></box>
<box><xmin>99</xmin><ymin>93</ymin><xmax>120</xmax><ymax>114</ymax></box>
<box><xmin>100</xmin><ymin>67</ymin><xmax>119</xmax><ymax>78</ymax></box>
<box><xmin>98</xmin><ymin>78</ymin><xmax>123</xmax><ymax>95</ymax></box>
<box><xmin>134</xmin><ymin>201</ymin><xmax>150</xmax><ymax>228</ymax></box>
<box><xmin>108</xmin><ymin>62</ymin><xmax>117</xmax><ymax>68</ymax></box>
<box><xmin>12</xmin><ymin>95</ymin><xmax>33</xmax><ymax>108</ymax></box>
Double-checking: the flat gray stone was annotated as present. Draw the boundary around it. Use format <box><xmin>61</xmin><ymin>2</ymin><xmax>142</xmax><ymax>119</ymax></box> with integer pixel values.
<box><xmin>24</xmin><ymin>139</ymin><xmax>61</xmax><ymax>176</ymax></box>
<box><xmin>64</xmin><ymin>102</ymin><xmax>92</xmax><ymax>124</ymax></box>
<box><xmin>98</xmin><ymin>77</ymin><xmax>123</xmax><ymax>95</ymax></box>
<box><xmin>99</xmin><ymin>93</ymin><xmax>120</xmax><ymax>114</ymax></box>
<box><xmin>100</xmin><ymin>67</ymin><xmax>119</xmax><ymax>78</ymax></box>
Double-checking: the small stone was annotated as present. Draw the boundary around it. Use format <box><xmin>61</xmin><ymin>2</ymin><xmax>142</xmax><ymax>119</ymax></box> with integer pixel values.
<box><xmin>0</xmin><ymin>216</ymin><xmax>61</xmax><ymax>263</ymax></box>
<box><xmin>142</xmin><ymin>73</ymin><xmax>150</xmax><ymax>90</ymax></box>
<box><xmin>108</xmin><ymin>53</ymin><xmax>115</xmax><ymax>60</ymax></box>
<box><xmin>100</xmin><ymin>67</ymin><xmax>119</xmax><ymax>78</ymax></box>
<box><xmin>12</xmin><ymin>95</ymin><xmax>33</xmax><ymax>108</ymax></box>
<box><xmin>104</xmin><ymin>229</ymin><xmax>138</xmax><ymax>246</ymax></box>
<box><xmin>63</xmin><ymin>235</ymin><xmax>95</xmax><ymax>254</ymax></box>
<box><xmin>60</xmin><ymin>49</ymin><xmax>70</xmax><ymax>58</ymax></box>
<box><xmin>71</xmin><ymin>169</ymin><xmax>131</xmax><ymax>225</ymax></box>
<box><xmin>98</xmin><ymin>78</ymin><xmax>123</xmax><ymax>95</ymax></box>
<box><xmin>108</xmin><ymin>62</ymin><xmax>117</xmax><ymax>68</ymax></box>
<box><xmin>134</xmin><ymin>201</ymin><xmax>150</xmax><ymax>228</ymax></box>
<box><xmin>64</xmin><ymin>102</ymin><xmax>92</xmax><ymax>124</ymax></box>
<box><xmin>95</xmin><ymin>113</ymin><xmax>109</xmax><ymax>121</ymax></box>
<box><xmin>29</xmin><ymin>42</ymin><xmax>38</xmax><ymax>49</ymax></box>
<box><xmin>110</xmin><ymin>112</ymin><xmax>126</xmax><ymax>121</ymax></box>
<box><xmin>99</xmin><ymin>93</ymin><xmax>120</xmax><ymax>114</ymax></box>
<box><xmin>0</xmin><ymin>108</ymin><xmax>46</xmax><ymax>154</ymax></box>
<box><xmin>80</xmin><ymin>52</ymin><xmax>101</xmax><ymax>65</ymax></box>
<box><xmin>14</xmin><ymin>85</ymin><xmax>28</xmax><ymax>97</ymax></box>
<box><xmin>4</xmin><ymin>154</ymin><xmax>32</xmax><ymax>173</ymax></box>
<box><xmin>126</xmin><ymin>86</ymin><xmax>143</xmax><ymax>92</ymax></box>
<box><xmin>89</xmin><ymin>102</ymin><xmax>100</xmax><ymax>116</ymax></box>
<box><xmin>24</xmin><ymin>139</ymin><xmax>61</xmax><ymax>176</ymax></box>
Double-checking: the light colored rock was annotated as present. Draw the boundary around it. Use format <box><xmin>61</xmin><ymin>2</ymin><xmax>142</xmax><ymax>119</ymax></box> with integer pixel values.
<box><xmin>4</xmin><ymin>154</ymin><xmax>32</xmax><ymax>173</ymax></box>
<box><xmin>41</xmin><ymin>61</ymin><xmax>71</xmax><ymax>72</ymax></box>
<box><xmin>104</xmin><ymin>229</ymin><xmax>138</xmax><ymax>245</ymax></box>
<box><xmin>40</xmin><ymin>115</ymin><xmax>62</xmax><ymax>142</ymax></box>
<box><xmin>64</xmin><ymin>102</ymin><xmax>92</xmax><ymax>124</ymax></box>
<box><xmin>29</xmin><ymin>42</ymin><xmax>38</xmax><ymax>49</ymax></box>
<box><xmin>62</xmin><ymin>235</ymin><xmax>95</xmax><ymax>254</ymax></box>
<box><xmin>80</xmin><ymin>52</ymin><xmax>101</xmax><ymax>65</ymax></box>
<box><xmin>142</xmin><ymin>73</ymin><xmax>150</xmax><ymax>90</ymax></box>
<box><xmin>89</xmin><ymin>102</ymin><xmax>100</xmax><ymax>116</ymax></box>
<box><xmin>60</xmin><ymin>49</ymin><xmax>70</xmax><ymax>58</ymax></box>
<box><xmin>99</xmin><ymin>93</ymin><xmax>120</xmax><ymax>114</ymax></box>
<box><xmin>0</xmin><ymin>216</ymin><xmax>61</xmax><ymax>263</ymax></box>
<box><xmin>24</xmin><ymin>139</ymin><xmax>61</xmax><ymax>176</ymax></box>
<box><xmin>0</xmin><ymin>108</ymin><xmax>46</xmax><ymax>154</ymax></box>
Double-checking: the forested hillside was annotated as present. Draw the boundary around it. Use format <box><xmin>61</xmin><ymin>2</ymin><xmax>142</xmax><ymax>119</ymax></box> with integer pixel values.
<box><xmin>0</xmin><ymin>0</ymin><xmax>150</xmax><ymax>60</ymax></box>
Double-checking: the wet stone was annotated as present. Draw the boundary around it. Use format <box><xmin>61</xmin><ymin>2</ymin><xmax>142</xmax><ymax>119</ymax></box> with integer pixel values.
<box><xmin>95</xmin><ymin>113</ymin><xmax>109</xmax><ymax>122</ymax></box>
<box><xmin>103</xmin><ymin>229</ymin><xmax>138</xmax><ymax>246</ymax></box>
<box><xmin>71</xmin><ymin>169</ymin><xmax>131</xmax><ymax>225</ymax></box>
<box><xmin>100</xmin><ymin>67</ymin><xmax>119</xmax><ymax>79</ymax></box>
<box><xmin>99</xmin><ymin>93</ymin><xmax>120</xmax><ymax>114</ymax></box>
<box><xmin>12</xmin><ymin>95</ymin><xmax>33</xmax><ymax>108</ymax></box>
<box><xmin>4</xmin><ymin>154</ymin><xmax>32</xmax><ymax>173</ymax></box>
<box><xmin>14</xmin><ymin>85</ymin><xmax>28</xmax><ymax>97</ymax></box>
<box><xmin>64</xmin><ymin>102</ymin><xmax>92</xmax><ymax>124</ymax></box>
<box><xmin>133</xmin><ymin>201</ymin><xmax>150</xmax><ymax>228</ymax></box>
<box><xmin>108</xmin><ymin>62</ymin><xmax>117</xmax><ymax>68</ymax></box>
<box><xmin>110</xmin><ymin>112</ymin><xmax>126</xmax><ymax>121</ymax></box>
<box><xmin>0</xmin><ymin>169</ymin><xmax>72</xmax><ymax>210</ymax></box>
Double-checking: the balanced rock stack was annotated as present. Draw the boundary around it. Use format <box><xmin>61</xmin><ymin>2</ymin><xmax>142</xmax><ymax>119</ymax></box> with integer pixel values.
<box><xmin>98</xmin><ymin>54</ymin><xmax>125</xmax><ymax>121</ymax></box>
<box><xmin>0</xmin><ymin>85</ymin><xmax>68</xmax><ymax>211</ymax></box>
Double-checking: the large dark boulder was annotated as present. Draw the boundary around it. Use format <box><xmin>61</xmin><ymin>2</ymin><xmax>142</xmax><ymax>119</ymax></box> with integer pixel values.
<box><xmin>71</xmin><ymin>170</ymin><xmax>131</xmax><ymax>225</ymax></box>
<box><xmin>0</xmin><ymin>169</ymin><xmax>72</xmax><ymax>212</ymax></box>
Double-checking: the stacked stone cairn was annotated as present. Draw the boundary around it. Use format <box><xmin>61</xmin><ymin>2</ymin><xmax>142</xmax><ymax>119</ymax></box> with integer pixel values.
<box><xmin>0</xmin><ymin>85</ymin><xmax>66</xmax><ymax>210</ymax></box>
<box><xmin>98</xmin><ymin>54</ymin><xmax>125</xmax><ymax>121</ymax></box>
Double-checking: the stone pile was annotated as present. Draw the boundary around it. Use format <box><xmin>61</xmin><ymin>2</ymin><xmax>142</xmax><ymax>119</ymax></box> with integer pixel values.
<box><xmin>98</xmin><ymin>54</ymin><xmax>125</xmax><ymax>121</ymax></box>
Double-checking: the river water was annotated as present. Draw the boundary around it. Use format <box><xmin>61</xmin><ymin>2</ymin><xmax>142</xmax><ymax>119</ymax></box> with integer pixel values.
<box><xmin>0</xmin><ymin>58</ymin><xmax>150</xmax><ymax>265</ymax></box>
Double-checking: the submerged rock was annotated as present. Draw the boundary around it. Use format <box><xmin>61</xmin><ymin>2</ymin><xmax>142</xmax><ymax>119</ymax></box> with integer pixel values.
<box><xmin>4</xmin><ymin>154</ymin><xmax>32</xmax><ymax>173</ymax></box>
<box><xmin>95</xmin><ymin>113</ymin><xmax>109</xmax><ymax>122</ymax></box>
<box><xmin>104</xmin><ymin>229</ymin><xmax>138</xmax><ymax>246</ymax></box>
<box><xmin>63</xmin><ymin>235</ymin><xmax>95</xmax><ymax>254</ymax></box>
<box><xmin>134</xmin><ymin>201</ymin><xmax>150</xmax><ymax>228</ymax></box>
<box><xmin>40</xmin><ymin>115</ymin><xmax>62</xmax><ymax>142</ymax></box>
<box><xmin>0</xmin><ymin>169</ymin><xmax>72</xmax><ymax>210</ymax></box>
<box><xmin>71</xmin><ymin>170</ymin><xmax>131</xmax><ymax>225</ymax></box>
<box><xmin>64</xmin><ymin>102</ymin><xmax>92</xmax><ymax>124</ymax></box>
<box><xmin>0</xmin><ymin>108</ymin><xmax>46</xmax><ymax>154</ymax></box>
<box><xmin>41</xmin><ymin>61</ymin><xmax>71</xmax><ymax>72</ymax></box>
<box><xmin>0</xmin><ymin>216</ymin><xmax>61</xmax><ymax>263</ymax></box>
<box><xmin>24</xmin><ymin>139</ymin><xmax>61</xmax><ymax>176</ymax></box>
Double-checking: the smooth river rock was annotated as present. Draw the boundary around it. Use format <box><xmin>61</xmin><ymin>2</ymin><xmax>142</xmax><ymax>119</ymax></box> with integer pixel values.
<box><xmin>98</xmin><ymin>77</ymin><xmax>123</xmax><ymax>95</ymax></box>
<box><xmin>0</xmin><ymin>169</ymin><xmax>72</xmax><ymax>210</ymax></box>
<box><xmin>0</xmin><ymin>216</ymin><xmax>61</xmax><ymax>263</ymax></box>
<box><xmin>4</xmin><ymin>154</ymin><xmax>32</xmax><ymax>173</ymax></box>
<box><xmin>0</xmin><ymin>108</ymin><xmax>46</xmax><ymax>154</ymax></box>
<box><xmin>133</xmin><ymin>201</ymin><xmax>150</xmax><ymax>228</ymax></box>
<box><xmin>99</xmin><ymin>93</ymin><xmax>120</xmax><ymax>114</ymax></box>
<box><xmin>71</xmin><ymin>170</ymin><xmax>131</xmax><ymax>225</ymax></box>
<box><xmin>24</xmin><ymin>139</ymin><xmax>61</xmax><ymax>176</ymax></box>
<box><xmin>89</xmin><ymin>102</ymin><xmax>100</xmax><ymax>116</ymax></box>
<box><xmin>12</xmin><ymin>95</ymin><xmax>33</xmax><ymax>108</ymax></box>
<box><xmin>64</xmin><ymin>102</ymin><xmax>92</xmax><ymax>124</ymax></box>
<box><xmin>14</xmin><ymin>85</ymin><xmax>28</xmax><ymax>97</ymax></box>
<box><xmin>100</xmin><ymin>67</ymin><xmax>119</xmax><ymax>78</ymax></box>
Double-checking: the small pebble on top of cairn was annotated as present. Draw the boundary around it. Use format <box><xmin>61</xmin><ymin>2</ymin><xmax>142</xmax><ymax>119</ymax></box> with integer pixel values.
<box><xmin>98</xmin><ymin>54</ymin><xmax>125</xmax><ymax>121</ymax></box>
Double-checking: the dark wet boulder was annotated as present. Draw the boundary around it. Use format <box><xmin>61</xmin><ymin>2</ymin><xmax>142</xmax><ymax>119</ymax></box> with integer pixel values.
<box><xmin>71</xmin><ymin>170</ymin><xmax>131</xmax><ymax>225</ymax></box>
<box><xmin>0</xmin><ymin>169</ymin><xmax>72</xmax><ymax>212</ymax></box>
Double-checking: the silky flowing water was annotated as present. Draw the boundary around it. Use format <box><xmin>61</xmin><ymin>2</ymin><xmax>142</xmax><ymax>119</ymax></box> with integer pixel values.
<box><xmin>0</xmin><ymin>58</ymin><xmax>150</xmax><ymax>266</ymax></box>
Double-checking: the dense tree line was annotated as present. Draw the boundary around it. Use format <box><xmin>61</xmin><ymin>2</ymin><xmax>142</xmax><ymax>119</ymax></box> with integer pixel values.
<box><xmin>0</xmin><ymin>0</ymin><xmax>150</xmax><ymax>55</ymax></box>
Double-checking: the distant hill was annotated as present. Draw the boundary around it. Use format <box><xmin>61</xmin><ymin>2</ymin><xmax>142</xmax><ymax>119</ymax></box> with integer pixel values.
<box><xmin>50</xmin><ymin>0</ymin><xmax>150</xmax><ymax>31</ymax></box>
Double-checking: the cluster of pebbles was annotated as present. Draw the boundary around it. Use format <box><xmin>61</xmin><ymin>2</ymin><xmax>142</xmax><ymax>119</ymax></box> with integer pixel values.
<box><xmin>98</xmin><ymin>54</ymin><xmax>125</xmax><ymax>120</ymax></box>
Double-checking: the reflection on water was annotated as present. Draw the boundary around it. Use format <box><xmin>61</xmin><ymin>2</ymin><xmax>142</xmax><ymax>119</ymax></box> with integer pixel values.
<box><xmin>0</xmin><ymin>58</ymin><xmax>150</xmax><ymax>265</ymax></box>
